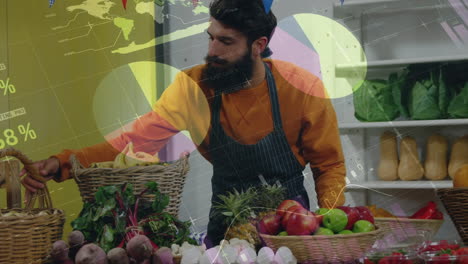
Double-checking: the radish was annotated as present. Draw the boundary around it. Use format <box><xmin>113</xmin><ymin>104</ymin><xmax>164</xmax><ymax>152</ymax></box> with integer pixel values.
<box><xmin>181</xmin><ymin>247</ymin><xmax>202</xmax><ymax>264</ymax></box>
<box><xmin>75</xmin><ymin>243</ymin><xmax>108</xmax><ymax>264</ymax></box>
<box><xmin>50</xmin><ymin>240</ymin><xmax>70</xmax><ymax>263</ymax></box>
<box><xmin>153</xmin><ymin>247</ymin><xmax>174</xmax><ymax>264</ymax></box>
<box><xmin>107</xmin><ymin>247</ymin><xmax>129</xmax><ymax>264</ymax></box>
<box><xmin>126</xmin><ymin>235</ymin><xmax>154</xmax><ymax>262</ymax></box>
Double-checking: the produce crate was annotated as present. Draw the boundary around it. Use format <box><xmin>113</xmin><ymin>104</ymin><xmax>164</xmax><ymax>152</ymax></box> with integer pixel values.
<box><xmin>375</xmin><ymin>217</ymin><xmax>443</xmax><ymax>240</ymax></box>
<box><xmin>419</xmin><ymin>251</ymin><xmax>468</xmax><ymax>264</ymax></box>
<box><xmin>437</xmin><ymin>188</ymin><xmax>468</xmax><ymax>245</ymax></box>
<box><xmin>364</xmin><ymin>248</ymin><xmax>424</xmax><ymax>264</ymax></box>
<box><xmin>70</xmin><ymin>154</ymin><xmax>189</xmax><ymax>216</ymax></box>
<box><xmin>259</xmin><ymin>228</ymin><xmax>384</xmax><ymax>263</ymax></box>
<box><xmin>0</xmin><ymin>148</ymin><xmax>66</xmax><ymax>264</ymax></box>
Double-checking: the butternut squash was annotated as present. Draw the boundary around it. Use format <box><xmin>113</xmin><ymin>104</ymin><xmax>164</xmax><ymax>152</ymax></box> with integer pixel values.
<box><xmin>424</xmin><ymin>134</ymin><xmax>448</xmax><ymax>180</ymax></box>
<box><xmin>454</xmin><ymin>164</ymin><xmax>468</xmax><ymax>188</ymax></box>
<box><xmin>378</xmin><ymin>131</ymin><xmax>399</xmax><ymax>181</ymax></box>
<box><xmin>448</xmin><ymin>135</ymin><xmax>468</xmax><ymax>179</ymax></box>
<box><xmin>398</xmin><ymin>136</ymin><xmax>424</xmax><ymax>180</ymax></box>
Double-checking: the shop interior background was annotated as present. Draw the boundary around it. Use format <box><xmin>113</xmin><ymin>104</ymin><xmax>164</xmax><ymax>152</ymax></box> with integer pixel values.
<box><xmin>0</xmin><ymin>0</ymin><xmax>467</xmax><ymax>241</ymax></box>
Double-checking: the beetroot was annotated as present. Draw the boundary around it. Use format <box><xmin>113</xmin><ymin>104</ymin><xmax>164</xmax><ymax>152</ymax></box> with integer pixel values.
<box><xmin>68</xmin><ymin>230</ymin><xmax>85</xmax><ymax>260</ymax></box>
<box><xmin>68</xmin><ymin>230</ymin><xmax>85</xmax><ymax>247</ymax></box>
<box><xmin>57</xmin><ymin>260</ymin><xmax>74</xmax><ymax>264</ymax></box>
<box><xmin>107</xmin><ymin>247</ymin><xmax>130</xmax><ymax>264</ymax></box>
<box><xmin>51</xmin><ymin>240</ymin><xmax>70</xmax><ymax>263</ymax></box>
<box><xmin>75</xmin><ymin>243</ymin><xmax>108</xmax><ymax>264</ymax></box>
<box><xmin>126</xmin><ymin>235</ymin><xmax>154</xmax><ymax>262</ymax></box>
<box><xmin>153</xmin><ymin>247</ymin><xmax>174</xmax><ymax>264</ymax></box>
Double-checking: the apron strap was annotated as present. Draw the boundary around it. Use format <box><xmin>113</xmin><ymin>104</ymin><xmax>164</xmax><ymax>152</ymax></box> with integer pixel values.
<box><xmin>264</xmin><ymin>62</ymin><xmax>284</xmax><ymax>131</ymax></box>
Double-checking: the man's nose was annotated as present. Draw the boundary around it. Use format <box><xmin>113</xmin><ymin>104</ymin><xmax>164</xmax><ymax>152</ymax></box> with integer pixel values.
<box><xmin>207</xmin><ymin>40</ymin><xmax>222</xmax><ymax>58</ymax></box>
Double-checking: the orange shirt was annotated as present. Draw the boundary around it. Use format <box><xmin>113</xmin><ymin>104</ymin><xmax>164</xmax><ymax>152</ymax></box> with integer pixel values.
<box><xmin>54</xmin><ymin>59</ymin><xmax>346</xmax><ymax>208</ymax></box>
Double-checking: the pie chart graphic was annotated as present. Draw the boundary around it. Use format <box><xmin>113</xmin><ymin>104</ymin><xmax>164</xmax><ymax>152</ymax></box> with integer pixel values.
<box><xmin>270</xmin><ymin>14</ymin><xmax>367</xmax><ymax>99</ymax></box>
<box><xmin>93</xmin><ymin>61</ymin><xmax>197</xmax><ymax>162</ymax></box>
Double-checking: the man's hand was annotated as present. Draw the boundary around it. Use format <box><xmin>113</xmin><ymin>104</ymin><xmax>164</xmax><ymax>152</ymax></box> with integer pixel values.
<box><xmin>20</xmin><ymin>157</ymin><xmax>60</xmax><ymax>193</ymax></box>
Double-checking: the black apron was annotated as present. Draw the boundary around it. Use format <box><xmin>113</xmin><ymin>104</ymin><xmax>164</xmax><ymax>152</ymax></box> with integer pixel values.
<box><xmin>204</xmin><ymin>62</ymin><xmax>309</xmax><ymax>247</ymax></box>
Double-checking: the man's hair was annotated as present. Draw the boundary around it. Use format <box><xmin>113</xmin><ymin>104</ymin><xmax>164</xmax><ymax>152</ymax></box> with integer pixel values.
<box><xmin>209</xmin><ymin>0</ymin><xmax>277</xmax><ymax>57</ymax></box>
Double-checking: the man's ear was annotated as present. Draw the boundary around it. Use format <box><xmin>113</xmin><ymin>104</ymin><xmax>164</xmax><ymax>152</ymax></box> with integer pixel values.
<box><xmin>252</xmin><ymin>37</ymin><xmax>269</xmax><ymax>57</ymax></box>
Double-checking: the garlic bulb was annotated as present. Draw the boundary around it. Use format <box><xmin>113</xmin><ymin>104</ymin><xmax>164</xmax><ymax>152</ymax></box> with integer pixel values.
<box><xmin>257</xmin><ymin>247</ymin><xmax>275</xmax><ymax>264</ymax></box>
<box><xmin>236</xmin><ymin>246</ymin><xmax>257</xmax><ymax>264</ymax></box>
<box><xmin>273</xmin><ymin>247</ymin><xmax>297</xmax><ymax>264</ymax></box>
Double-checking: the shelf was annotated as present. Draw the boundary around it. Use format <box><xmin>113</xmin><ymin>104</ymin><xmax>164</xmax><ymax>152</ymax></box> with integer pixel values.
<box><xmin>339</xmin><ymin>119</ymin><xmax>468</xmax><ymax>129</ymax></box>
<box><xmin>333</xmin><ymin>0</ymin><xmax>456</xmax><ymax>18</ymax></box>
<box><xmin>336</xmin><ymin>55</ymin><xmax>468</xmax><ymax>72</ymax></box>
<box><xmin>333</xmin><ymin>0</ymin><xmax>400</xmax><ymax>7</ymax></box>
<box><xmin>346</xmin><ymin>180</ymin><xmax>453</xmax><ymax>189</ymax></box>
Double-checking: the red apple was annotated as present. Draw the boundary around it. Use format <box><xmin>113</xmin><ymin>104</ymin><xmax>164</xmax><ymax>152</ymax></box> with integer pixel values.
<box><xmin>286</xmin><ymin>209</ymin><xmax>318</xmax><ymax>235</ymax></box>
<box><xmin>258</xmin><ymin>214</ymin><xmax>282</xmax><ymax>235</ymax></box>
<box><xmin>281</xmin><ymin>205</ymin><xmax>304</xmax><ymax>228</ymax></box>
<box><xmin>276</xmin><ymin>200</ymin><xmax>304</xmax><ymax>217</ymax></box>
<box><xmin>337</xmin><ymin>206</ymin><xmax>360</xmax><ymax>230</ymax></box>
<box><xmin>315</xmin><ymin>214</ymin><xmax>324</xmax><ymax>226</ymax></box>
<box><xmin>355</xmin><ymin>206</ymin><xmax>375</xmax><ymax>224</ymax></box>
<box><xmin>309</xmin><ymin>211</ymin><xmax>321</xmax><ymax>231</ymax></box>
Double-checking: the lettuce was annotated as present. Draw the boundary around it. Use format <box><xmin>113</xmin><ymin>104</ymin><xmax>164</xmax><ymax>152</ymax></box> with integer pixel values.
<box><xmin>353</xmin><ymin>79</ymin><xmax>399</xmax><ymax>122</ymax></box>
<box><xmin>408</xmin><ymin>68</ymin><xmax>448</xmax><ymax>120</ymax></box>
<box><xmin>448</xmin><ymin>82</ymin><xmax>468</xmax><ymax>118</ymax></box>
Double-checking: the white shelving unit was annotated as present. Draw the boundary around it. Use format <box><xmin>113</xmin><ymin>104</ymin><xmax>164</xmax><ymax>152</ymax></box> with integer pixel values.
<box><xmin>336</xmin><ymin>55</ymin><xmax>468</xmax><ymax>72</ymax></box>
<box><xmin>346</xmin><ymin>180</ymin><xmax>453</xmax><ymax>190</ymax></box>
<box><xmin>339</xmin><ymin>119</ymin><xmax>468</xmax><ymax>129</ymax></box>
<box><xmin>332</xmin><ymin>0</ymin><xmax>467</xmax><ymax>241</ymax></box>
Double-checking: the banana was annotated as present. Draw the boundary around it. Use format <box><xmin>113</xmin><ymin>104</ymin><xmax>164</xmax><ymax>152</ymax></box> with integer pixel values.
<box><xmin>89</xmin><ymin>161</ymin><xmax>114</xmax><ymax>168</ymax></box>
<box><xmin>113</xmin><ymin>152</ymin><xmax>127</xmax><ymax>169</ymax></box>
<box><xmin>125</xmin><ymin>142</ymin><xmax>160</xmax><ymax>167</ymax></box>
<box><xmin>135</xmin><ymin>151</ymin><xmax>160</xmax><ymax>163</ymax></box>
<box><xmin>124</xmin><ymin>142</ymin><xmax>140</xmax><ymax>167</ymax></box>
<box><xmin>109</xmin><ymin>142</ymin><xmax>163</xmax><ymax>168</ymax></box>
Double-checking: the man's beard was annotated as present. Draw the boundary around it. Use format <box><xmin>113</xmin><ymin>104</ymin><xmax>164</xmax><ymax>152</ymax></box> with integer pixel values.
<box><xmin>201</xmin><ymin>49</ymin><xmax>254</xmax><ymax>94</ymax></box>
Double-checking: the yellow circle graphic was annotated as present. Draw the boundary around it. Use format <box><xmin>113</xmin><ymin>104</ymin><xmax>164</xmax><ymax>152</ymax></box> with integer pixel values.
<box><xmin>271</xmin><ymin>14</ymin><xmax>367</xmax><ymax>99</ymax></box>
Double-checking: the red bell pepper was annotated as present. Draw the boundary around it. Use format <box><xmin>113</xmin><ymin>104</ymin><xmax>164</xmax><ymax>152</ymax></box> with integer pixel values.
<box><xmin>455</xmin><ymin>247</ymin><xmax>468</xmax><ymax>264</ymax></box>
<box><xmin>432</xmin><ymin>210</ymin><xmax>444</xmax><ymax>220</ymax></box>
<box><xmin>435</xmin><ymin>253</ymin><xmax>452</xmax><ymax>264</ymax></box>
<box><xmin>410</xmin><ymin>201</ymin><xmax>436</xmax><ymax>219</ymax></box>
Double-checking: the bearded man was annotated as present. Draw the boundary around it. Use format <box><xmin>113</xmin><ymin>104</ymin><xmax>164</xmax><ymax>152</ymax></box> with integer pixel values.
<box><xmin>22</xmin><ymin>0</ymin><xmax>346</xmax><ymax>246</ymax></box>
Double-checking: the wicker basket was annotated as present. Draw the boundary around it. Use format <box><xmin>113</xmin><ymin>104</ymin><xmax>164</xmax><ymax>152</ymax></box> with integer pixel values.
<box><xmin>259</xmin><ymin>228</ymin><xmax>383</xmax><ymax>263</ymax></box>
<box><xmin>0</xmin><ymin>148</ymin><xmax>66</xmax><ymax>264</ymax></box>
<box><xmin>70</xmin><ymin>154</ymin><xmax>189</xmax><ymax>215</ymax></box>
<box><xmin>437</xmin><ymin>188</ymin><xmax>468</xmax><ymax>245</ymax></box>
<box><xmin>375</xmin><ymin>217</ymin><xmax>443</xmax><ymax>240</ymax></box>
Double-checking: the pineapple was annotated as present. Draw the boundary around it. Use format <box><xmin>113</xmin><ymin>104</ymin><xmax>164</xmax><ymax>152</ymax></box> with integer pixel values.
<box><xmin>212</xmin><ymin>184</ymin><xmax>286</xmax><ymax>246</ymax></box>
<box><xmin>212</xmin><ymin>189</ymin><xmax>260</xmax><ymax>246</ymax></box>
<box><xmin>252</xmin><ymin>183</ymin><xmax>286</xmax><ymax>218</ymax></box>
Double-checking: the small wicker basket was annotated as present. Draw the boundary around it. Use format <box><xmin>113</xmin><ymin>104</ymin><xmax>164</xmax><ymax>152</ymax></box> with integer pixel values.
<box><xmin>70</xmin><ymin>154</ymin><xmax>189</xmax><ymax>215</ymax></box>
<box><xmin>375</xmin><ymin>217</ymin><xmax>443</xmax><ymax>240</ymax></box>
<box><xmin>437</xmin><ymin>188</ymin><xmax>468</xmax><ymax>245</ymax></box>
<box><xmin>259</xmin><ymin>228</ymin><xmax>383</xmax><ymax>263</ymax></box>
<box><xmin>0</xmin><ymin>148</ymin><xmax>65</xmax><ymax>264</ymax></box>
